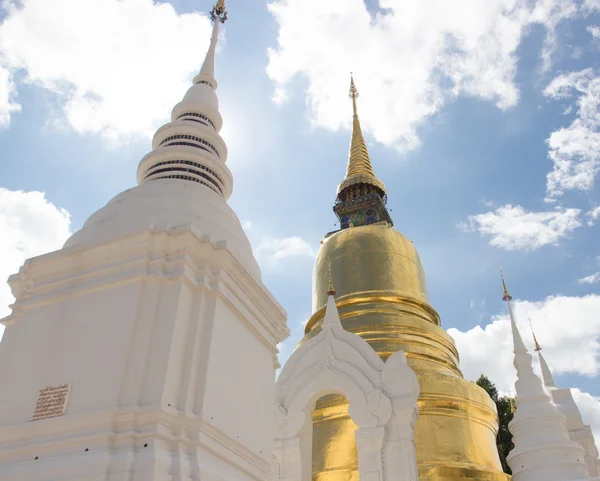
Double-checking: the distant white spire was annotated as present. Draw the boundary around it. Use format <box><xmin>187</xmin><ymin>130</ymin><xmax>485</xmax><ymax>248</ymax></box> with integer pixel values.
<box><xmin>499</xmin><ymin>271</ymin><xmax>589</xmax><ymax>481</ymax></box>
<box><xmin>501</xmin><ymin>272</ymin><xmax>542</xmax><ymax>397</ymax></box>
<box><xmin>537</xmin><ymin>350</ymin><xmax>557</xmax><ymax>388</ymax></box>
<box><xmin>530</xmin><ymin>323</ymin><xmax>600</xmax><ymax>478</ymax></box>
<box><xmin>529</xmin><ymin>320</ymin><xmax>557</xmax><ymax>388</ymax></box>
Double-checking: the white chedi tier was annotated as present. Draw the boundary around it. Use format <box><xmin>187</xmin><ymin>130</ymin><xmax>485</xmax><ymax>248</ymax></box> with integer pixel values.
<box><xmin>0</xmin><ymin>8</ymin><xmax>289</xmax><ymax>481</ymax></box>
<box><xmin>537</xmin><ymin>348</ymin><xmax>600</xmax><ymax>478</ymax></box>
<box><xmin>502</xmin><ymin>281</ymin><xmax>592</xmax><ymax>481</ymax></box>
<box><xmin>64</xmin><ymin>17</ymin><xmax>260</xmax><ymax>279</ymax></box>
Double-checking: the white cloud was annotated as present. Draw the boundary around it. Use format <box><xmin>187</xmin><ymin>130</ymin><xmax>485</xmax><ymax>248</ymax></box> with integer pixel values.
<box><xmin>587</xmin><ymin>206</ymin><xmax>600</xmax><ymax>226</ymax></box>
<box><xmin>544</xmin><ymin>69</ymin><xmax>600</xmax><ymax>199</ymax></box>
<box><xmin>0</xmin><ymin>0</ymin><xmax>212</xmax><ymax>140</ymax></box>
<box><xmin>531</xmin><ymin>0</ymin><xmax>578</xmax><ymax>70</ymax></box>
<box><xmin>451</xmin><ymin>316</ymin><xmax>515</xmax><ymax>393</ymax></box>
<box><xmin>267</xmin><ymin>0</ymin><xmax>581</xmax><ymax>152</ymax></box>
<box><xmin>585</xmin><ymin>0</ymin><xmax>600</xmax><ymax>11</ymax></box>
<box><xmin>255</xmin><ymin>236</ymin><xmax>316</xmax><ymax>268</ymax></box>
<box><xmin>460</xmin><ymin>204</ymin><xmax>582</xmax><ymax>250</ymax></box>
<box><xmin>579</xmin><ymin>272</ymin><xmax>600</xmax><ymax>284</ymax></box>
<box><xmin>0</xmin><ymin>65</ymin><xmax>20</xmax><ymax>127</ymax></box>
<box><xmin>588</xmin><ymin>25</ymin><xmax>600</xmax><ymax>38</ymax></box>
<box><xmin>240</xmin><ymin>220</ymin><xmax>316</xmax><ymax>271</ymax></box>
<box><xmin>450</xmin><ymin>294</ymin><xmax>600</xmax><ymax>392</ymax></box>
<box><xmin>0</xmin><ymin>188</ymin><xmax>72</xmax><ymax>339</ymax></box>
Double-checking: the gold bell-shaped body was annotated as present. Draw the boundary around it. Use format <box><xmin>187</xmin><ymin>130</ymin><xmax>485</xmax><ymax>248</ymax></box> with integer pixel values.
<box><xmin>302</xmin><ymin>225</ymin><xmax>510</xmax><ymax>481</ymax></box>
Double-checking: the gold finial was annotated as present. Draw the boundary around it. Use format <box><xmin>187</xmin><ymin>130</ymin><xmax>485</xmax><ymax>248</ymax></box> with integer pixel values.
<box><xmin>337</xmin><ymin>74</ymin><xmax>386</xmax><ymax>197</ymax></box>
<box><xmin>500</xmin><ymin>266</ymin><xmax>512</xmax><ymax>301</ymax></box>
<box><xmin>327</xmin><ymin>260</ymin><xmax>336</xmax><ymax>296</ymax></box>
<box><xmin>210</xmin><ymin>0</ymin><xmax>228</xmax><ymax>23</ymax></box>
<box><xmin>509</xmin><ymin>397</ymin><xmax>516</xmax><ymax>414</ymax></box>
<box><xmin>349</xmin><ymin>73</ymin><xmax>359</xmax><ymax>116</ymax></box>
<box><xmin>347</xmin><ymin>74</ymin><xmax>371</xmax><ymax>177</ymax></box>
<box><xmin>529</xmin><ymin>318</ymin><xmax>541</xmax><ymax>352</ymax></box>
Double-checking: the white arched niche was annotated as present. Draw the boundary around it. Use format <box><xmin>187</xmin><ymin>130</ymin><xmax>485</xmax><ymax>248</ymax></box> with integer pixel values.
<box><xmin>273</xmin><ymin>293</ymin><xmax>421</xmax><ymax>481</ymax></box>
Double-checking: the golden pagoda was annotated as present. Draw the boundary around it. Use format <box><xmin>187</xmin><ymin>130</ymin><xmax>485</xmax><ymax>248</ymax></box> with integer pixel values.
<box><xmin>301</xmin><ymin>76</ymin><xmax>510</xmax><ymax>481</ymax></box>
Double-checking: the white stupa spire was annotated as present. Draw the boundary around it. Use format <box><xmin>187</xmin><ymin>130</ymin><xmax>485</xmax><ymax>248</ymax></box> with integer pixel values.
<box><xmin>501</xmin><ymin>273</ymin><xmax>543</xmax><ymax>398</ymax></box>
<box><xmin>530</xmin><ymin>325</ymin><xmax>557</xmax><ymax>388</ymax></box>
<box><xmin>64</xmin><ymin>0</ymin><xmax>262</xmax><ymax>279</ymax></box>
<box><xmin>197</xmin><ymin>20</ymin><xmax>219</xmax><ymax>82</ymax></box>
<box><xmin>195</xmin><ymin>1</ymin><xmax>227</xmax><ymax>88</ymax></box>
<box><xmin>135</xmin><ymin>0</ymin><xmax>230</xmax><ymax>198</ymax></box>
<box><xmin>500</xmin><ymin>270</ymin><xmax>590</xmax><ymax>481</ymax></box>
<box><xmin>538</xmin><ymin>351</ymin><xmax>556</xmax><ymax>388</ymax></box>
<box><xmin>528</xmin><ymin>318</ymin><xmax>557</xmax><ymax>388</ymax></box>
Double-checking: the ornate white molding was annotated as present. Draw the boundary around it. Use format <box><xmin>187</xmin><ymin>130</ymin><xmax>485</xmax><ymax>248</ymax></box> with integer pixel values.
<box><xmin>273</xmin><ymin>294</ymin><xmax>420</xmax><ymax>481</ymax></box>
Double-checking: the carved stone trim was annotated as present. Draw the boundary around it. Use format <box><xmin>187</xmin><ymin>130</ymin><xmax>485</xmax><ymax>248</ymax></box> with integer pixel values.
<box><xmin>273</xmin><ymin>296</ymin><xmax>420</xmax><ymax>481</ymax></box>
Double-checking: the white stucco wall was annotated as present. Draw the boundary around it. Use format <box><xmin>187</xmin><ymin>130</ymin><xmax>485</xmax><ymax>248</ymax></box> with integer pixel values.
<box><xmin>0</xmin><ymin>230</ymin><xmax>288</xmax><ymax>481</ymax></box>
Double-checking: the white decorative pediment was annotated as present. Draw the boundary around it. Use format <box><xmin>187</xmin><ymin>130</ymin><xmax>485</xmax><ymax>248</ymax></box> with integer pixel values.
<box><xmin>273</xmin><ymin>294</ymin><xmax>420</xmax><ymax>481</ymax></box>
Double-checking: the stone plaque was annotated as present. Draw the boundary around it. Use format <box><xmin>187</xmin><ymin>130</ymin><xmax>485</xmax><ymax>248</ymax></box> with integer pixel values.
<box><xmin>31</xmin><ymin>384</ymin><xmax>71</xmax><ymax>421</ymax></box>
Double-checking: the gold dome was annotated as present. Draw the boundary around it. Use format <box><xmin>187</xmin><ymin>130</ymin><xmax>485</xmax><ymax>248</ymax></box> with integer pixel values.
<box><xmin>312</xmin><ymin>224</ymin><xmax>428</xmax><ymax>313</ymax></box>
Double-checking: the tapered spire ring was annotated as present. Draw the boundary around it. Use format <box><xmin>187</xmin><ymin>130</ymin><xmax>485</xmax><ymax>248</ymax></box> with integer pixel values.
<box><xmin>337</xmin><ymin>173</ymin><xmax>385</xmax><ymax>195</ymax></box>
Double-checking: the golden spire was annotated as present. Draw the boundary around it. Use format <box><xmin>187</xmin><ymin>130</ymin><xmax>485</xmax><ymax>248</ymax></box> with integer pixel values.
<box><xmin>337</xmin><ymin>74</ymin><xmax>385</xmax><ymax>196</ymax></box>
<box><xmin>210</xmin><ymin>0</ymin><xmax>228</xmax><ymax>23</ymax></box>
<box><xmin>327</xmin><ymin>260</ymin><xmax>336</xmax><ymax>296</ymax></box>
<box><xmin>500</xmin><ymin>266</ymin><xmax>512</xmax><ymax>301</ymax></box>
<box><xmin>529</xmin><ymin>318</ymin><xmax>542</xmax><ymax>352</ymax></box>
<box><xmin>347</xmin><ymin>75</ymin><xmax>374</xmax><ymax>178</ymax></box>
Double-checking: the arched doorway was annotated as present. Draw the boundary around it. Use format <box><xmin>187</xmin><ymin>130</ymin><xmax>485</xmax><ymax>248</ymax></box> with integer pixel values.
<box><xmin>312</xmin><ymin>393</ymin><xmax>358</xmax><ymax>481</ymax></box>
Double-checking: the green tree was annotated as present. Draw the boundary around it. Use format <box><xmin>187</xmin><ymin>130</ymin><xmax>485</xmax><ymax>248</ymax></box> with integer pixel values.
<box><xmin>476</xmin><ymin>374</ymin><xmax>515</xmax><ymax>475</ymax></box>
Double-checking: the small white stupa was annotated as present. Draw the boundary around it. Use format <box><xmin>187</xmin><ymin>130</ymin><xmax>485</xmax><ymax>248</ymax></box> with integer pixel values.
<box><xmin>529</xmin><ymin>326</ymin><xmax>600</xmax><ymax>478</ymax></box>
<box><xmin>501</xmin><ymin>272</ymin><xmax>591</xmax><ymax>481</ymax></box>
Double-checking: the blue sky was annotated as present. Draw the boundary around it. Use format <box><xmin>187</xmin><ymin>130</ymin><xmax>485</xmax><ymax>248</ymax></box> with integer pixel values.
<box><xmin>0</xmin><ymin>0</ymin><xmax>599</xmax><ymax>438</ymax></box>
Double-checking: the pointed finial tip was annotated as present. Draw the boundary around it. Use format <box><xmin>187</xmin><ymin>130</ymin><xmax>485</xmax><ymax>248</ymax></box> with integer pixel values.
<box><xmin>349</xmin><ymin>73</ymin><xmax>359</xmax><ymax>100</ymax></box>
<box><xmin>327</xmin><ymin>260</ymin><xmax>336</xmax><ymax>296</ymax></box>
<box><xmin>500</xmin><ymin>265</ymin><xmax>512</xmax><ymax>301</ymax></box>
<box><xmin>210</xmin><ymin>0</ymin><xmax>228</xmax><ymax>23</ymax></box>
<box><xmin>529</xmin><ymin>318</ymin><xmax>542</xmax><ymax>352</ymax></box>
